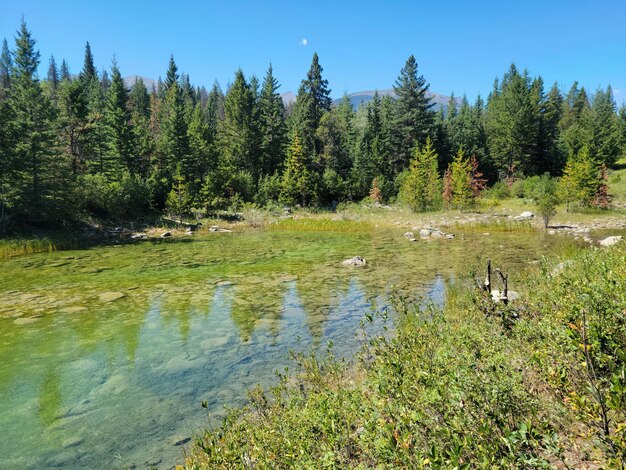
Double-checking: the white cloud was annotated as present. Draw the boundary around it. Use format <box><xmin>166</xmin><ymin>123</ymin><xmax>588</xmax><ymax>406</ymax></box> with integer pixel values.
<box><xmin>301</xmin><ymin>38</ymin><xmax>308</xmax><ymax>46</ymax></box>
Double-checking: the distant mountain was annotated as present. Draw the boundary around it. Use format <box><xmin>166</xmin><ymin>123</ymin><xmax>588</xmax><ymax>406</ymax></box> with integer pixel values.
<box><xmin>123</xmin><ymin>76</ymin><xmax>157</xmax><ymax>91</ymax></box>
<box><xmin>280</xmin><ymin>89</ymin><xmax>456</xmax><ymax>111</ymax></box>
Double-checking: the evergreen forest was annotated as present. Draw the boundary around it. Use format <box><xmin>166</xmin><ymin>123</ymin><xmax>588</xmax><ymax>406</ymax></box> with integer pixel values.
<box><xmin>1</xmin><ymin>20</ymin><xmax>624</xmax><ymax>230</ymax></box>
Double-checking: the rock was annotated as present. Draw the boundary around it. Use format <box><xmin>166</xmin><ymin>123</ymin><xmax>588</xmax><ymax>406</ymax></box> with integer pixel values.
<box><xmin>161</xmin><ymin>231</ymin><xmax>172</xmax><ymax>238</ymax></box>
<box><xmin>131</xmin><ymin>233</ymin><xmax>147</xmax><ymax>239</ymax></box>
<box><xmin>490</xmin><ymin>290</ymin><xmax>520</xmax><ymax>303</ymax></box>
<box><xmin>215</xmin><ymin>280</ymin><xmax>234</xmax><ymax>287</ymax></box>
<box><xmin>342</xmin><ymin>256</ymin><xmax>367</xmax><ymax>267</ymax></box>
<box><xmin>547</xmin><ymin>230</ymin><xmax>556</xmax><ymax>235</ymax></box>
<box><xmin>514</xmin><ymin>211</ymin><xmax>535</xmax><ymax>221</ymax></box>
<box><xmin>599</xmin><ymin>236</ymin><xmax>623</xmax><ymax>247</ymax></box>
<box><xmin>419</xmin><ymin>227</ymin><xmax>453</xmax><ymax>240</ymax></box>
<box><xmin>403</xmin><ymin>231</ymin><xmax>414</xmax><ymax>239</ymax></box>
<box><xmin>408</xmin><ymin>238</ymin><xmax>417</xmax><ymax>242</ymax></box>
<box><xmin>209</xmin><ymin>225</ymin><xmax>233</xmax><ymax>233</ymax></box>
<box><xmin>98</xmin><ymin>291</ymin><xmax>126</xmax><ymax>302</ymax></box>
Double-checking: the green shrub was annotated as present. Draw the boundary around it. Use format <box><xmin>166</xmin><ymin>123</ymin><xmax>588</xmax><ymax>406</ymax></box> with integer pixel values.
<box><xmin>483</xmin><ymin>180</ymin><xmax>511</xmax><ymax>200</ymax></box>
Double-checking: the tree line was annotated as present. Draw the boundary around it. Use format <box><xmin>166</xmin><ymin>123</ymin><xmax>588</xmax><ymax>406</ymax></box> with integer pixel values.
<box><xmin>1</xmin><ymin>20</ymin><xmax>624</xmax><ymax>228</ymax></box>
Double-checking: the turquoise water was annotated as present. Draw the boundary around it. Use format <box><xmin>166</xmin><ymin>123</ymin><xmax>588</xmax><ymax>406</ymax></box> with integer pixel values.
<box><xmin>0</xmin><ymin>228</ymin><xmax>578</xmax><ymax>468</ymax></box>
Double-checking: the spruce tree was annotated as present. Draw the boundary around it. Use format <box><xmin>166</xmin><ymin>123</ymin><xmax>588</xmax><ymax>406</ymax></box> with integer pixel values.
<box><xmin>57</xmin><ymin>77</ymin><xmax>90</xmax><ymax>175</ymax></box>
<box><xmin>558</xmin><ymin>146</ymin><xmax>600</xmax><ymax>209</ymax></box>
<box><xmin>60</xmin><ymin>59</ymin><xmax>71</xmax><ymax>81</ymax></box>
<box><xmin>8</xmin><ymin>20</ymin><xmax>66</xmax><ymax>220</ymax></box>
<box><xmin>186</xmin><ymin>103</ymin><xmax>213</xmax><ymax>187</ymax></box>
<box><xmin>589</xmin><ymin>86</ymin><xmax>621</xmax><ymax>166</ymax></box>
<box><xmin>128</xmin><ymin>78</ymin><xmax>152</xmax><ymax>176</ymax></box>
<box><xmin>47</xmin><ymin>55</ymin><xmax>59</xmax><ymax>91</ymax></box>
<box><xmin>291</xmin><ymin>53</ymin><xmax>332</xmax><ymax>157</ymax></box>
<box><xmin>157</xmin><ymin>80</ymin><xmax>189</xmax><ymax>177</ymax></box>
<box><xmin>105</xmin><ymin>59</ymin><xmax>135</xmax><ymax>176</ymax></box>
<box><xmin>399</xmin><ymin>137</ymin><xmax>441</xmax><ymax>211</ymax></box>
<box><xmin>485</xmin><ymin>64</ymin><xmax>539</xmax><ymax>177</ymax></box>
<box><xmin>220</xmin><ymin>69</ymin><xmax>257</xmax><ymax>177</ymax></box>
<box><xmin>258</xmin><ymin>64</ymin><xmax>287</xmax><ymax>176</ymax></box>
<box><xmin>539</xmin><ymin>82</ymin><xmax>565</xmax><ymax>174</ymax></box>
<box><xmin>391</xmin><ymin>55</ymin><xmax>434</xmax><ymax>173</ymax></box>
<box><xmin>445</xmin><ymin>148</ymin><xmax>474</xmax><ymax>210</ymax></box>
<box><xmin>0</xmin><ymin>38</ymin><xmax>13</xmax><ymax>98</ymax></box>
<box><xmin>280</xmin><ymin>132</ymin><xmax>311</xmax><ymax>206</ymax></box>
<box><xmin>164</xmin><ymin>55</ymin><xmax>179</xmax><ymax>92</ymax></box>
<box><xmin>79</xmin><ymin>41</ymin><xmax>97</xmax><ymax>82</ymax></box>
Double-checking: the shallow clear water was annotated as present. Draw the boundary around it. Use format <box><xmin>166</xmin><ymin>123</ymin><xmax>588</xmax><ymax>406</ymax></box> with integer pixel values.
<box><xmin>0</xmin><ymin>228</ymin><xmax>579</xmax><ymax>468</ymax></box>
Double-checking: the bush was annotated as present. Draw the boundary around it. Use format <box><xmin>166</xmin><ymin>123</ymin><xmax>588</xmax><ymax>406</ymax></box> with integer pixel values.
<box><xmin>78</xmin><ymin>173</ymin><xmax>150</xmax><ymax>220</ymax></box>
<box><xmin>483</xmin><ymin>181</ymin><xmax>511</xmax><ymax>200</ymax></box>
<box><xmin>255</xmin><ymin>173</ymin><xmax>282</xmax><ymax>207</ymax></box>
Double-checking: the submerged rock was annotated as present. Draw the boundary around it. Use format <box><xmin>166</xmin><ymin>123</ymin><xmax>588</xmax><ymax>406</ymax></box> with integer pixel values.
<box><xmin>599</xmin><ymin>236</ymin><xmax>623</xmax><ymax>247</ymax></box>
<box><xmin>61</xmin><ymin>306</ymin><xmax>88</xmax><ymax>314</ymax></box>
<box><xmin>14</xmin><ymin>316</ymin><xmax>41</xmax><ymax>325</ymax></box>
<box><xmin>98</xmin><ymin>291</ymin><xmax>126</xmax><ymax>302</ymax></box>
<box><xmin>419</xmin><ymin>227</ymin><xmax>454</xmax><ymax>240</ymax></box>
<box><xmin>342</xmin><ymin>256</ymin><xmax>367</xmax><ymax>267</ymax></box>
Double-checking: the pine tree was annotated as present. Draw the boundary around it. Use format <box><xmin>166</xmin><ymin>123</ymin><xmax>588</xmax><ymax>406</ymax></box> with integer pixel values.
<box><xmin>280</xmin><ymin>132</ymin><xmax>311</xmax><ymax>206</ymax></box>
<box><xmin>105</xmin><ymin>59</ymin><xmax>135</xmax><ymax>176</ymax></box>
<box><xmin>399</xmin><ymin>137</ymin><xmax>441</xmax><ymax>211</ymax></box>
<box><xmin>391</xmin><ymin>55</ymin><xmax>434</xmax><ymax>173</ymax></box>
<box><xmin>592</xmin><ymin>164</ymin><xmax>611</xmax><ymax>209</ymax></box>
<box><xmin>258</xmin><ymin>64</ymin><xmax>287</xmax><ymax>176</ymax></box>
<box><xmin>8</xmin><ymin>20</ymin><xmax>66</xmax><ymax>220</ymax></box>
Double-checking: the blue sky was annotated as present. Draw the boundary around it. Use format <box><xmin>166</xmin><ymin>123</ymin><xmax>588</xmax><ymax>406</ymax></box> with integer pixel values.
<box><xmin>1</xmin><ymin>0</ymin><xmax>625</xmax><ymax>103</ymax></box>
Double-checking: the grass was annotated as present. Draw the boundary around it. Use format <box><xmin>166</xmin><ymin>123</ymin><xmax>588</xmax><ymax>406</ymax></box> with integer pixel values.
<box><xmin>0</xmin><ymin>235</ymin><xmax>89</xmax><ymax>259</ymax></box>
<box><xmin>183</xmin><ymin>242</ymin><xmax>626</xmax><ymax>468</ymax></box>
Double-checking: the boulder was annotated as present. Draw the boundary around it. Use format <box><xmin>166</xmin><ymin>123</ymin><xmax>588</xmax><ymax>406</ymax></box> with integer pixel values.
<box><xmin>161</xmin><ymin>231</ymin><xmax>172</xmax><ymax>238</ymax></box>
<box><xmin>131</xmin><ymin>233</ymin><xmax>147</xmax><ymax>239</ymax></box>
<box><xmin>403</xmin><ymin>231</ymin><xmax>414</xmax><ymax>239</ymax></box>
<box><xmin>599</xmin><ymin>236</ymin><xmax>623</xmax><ymax>247</ymax></box>
<box><xmin>514</xmin><ymin>211</ymin><xmax>534</xmax><ymax>221</ymax></box>
<box><xmin>342</xmin><ymin>256</ymin><xmax>367</xmax><ymax>267</ymax></box>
